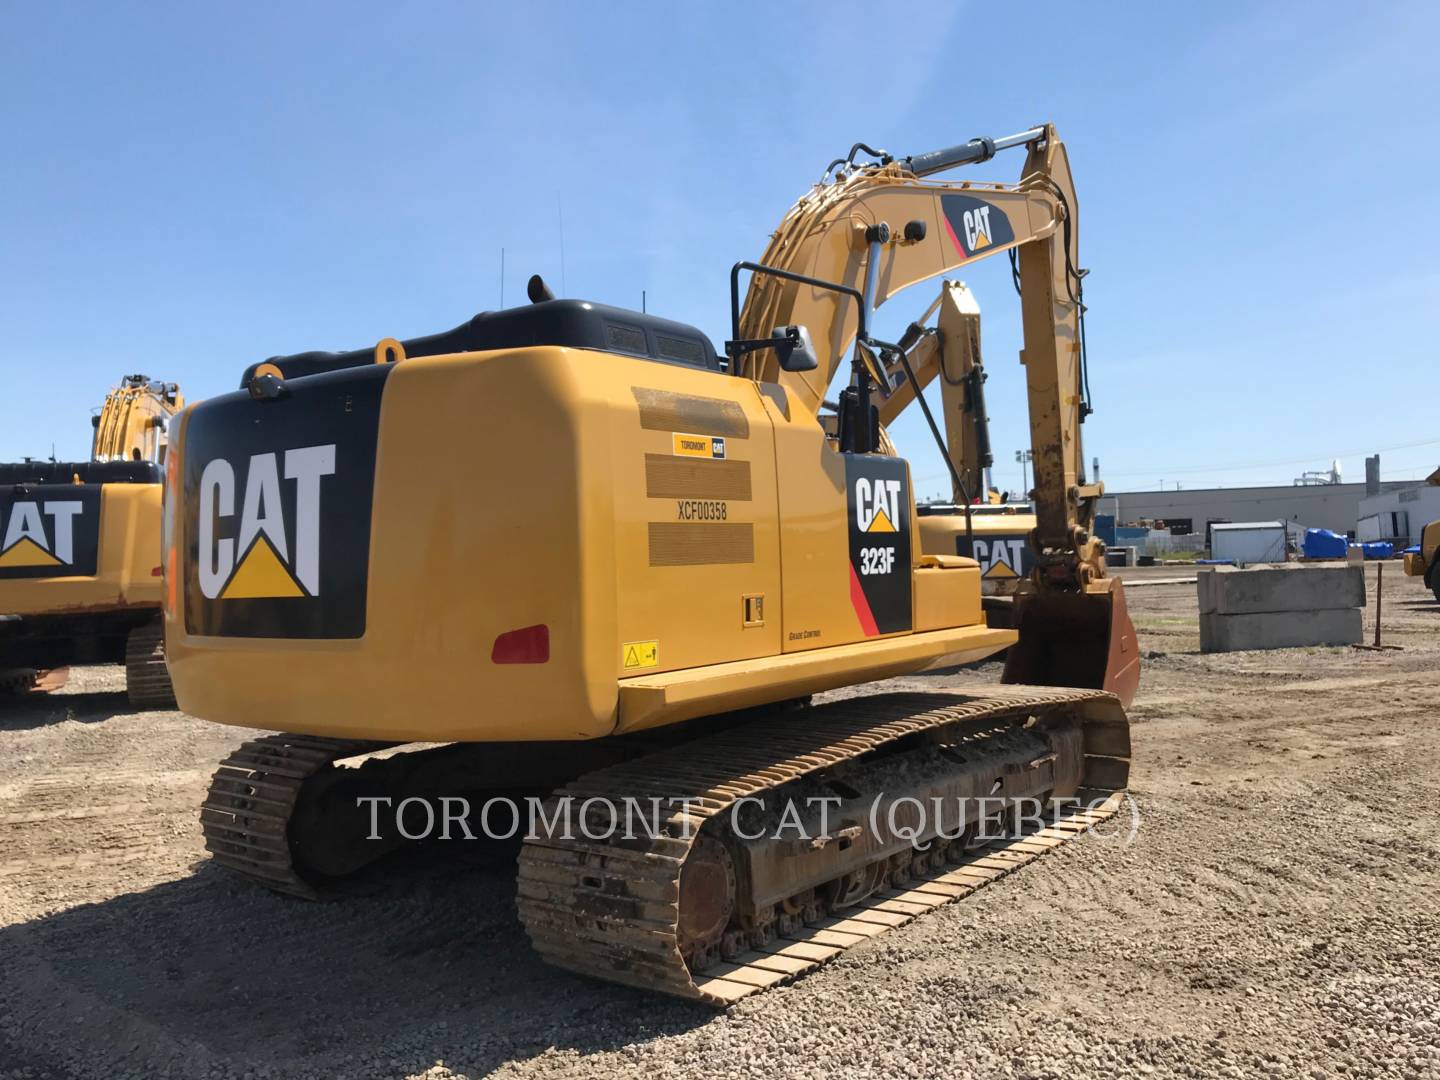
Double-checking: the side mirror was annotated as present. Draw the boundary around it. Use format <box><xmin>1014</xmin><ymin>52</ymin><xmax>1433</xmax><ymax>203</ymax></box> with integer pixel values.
<box><xmin>773</xmin><ymin>325</ymin><xmax>818</xmax><ymax>372</ymax></box>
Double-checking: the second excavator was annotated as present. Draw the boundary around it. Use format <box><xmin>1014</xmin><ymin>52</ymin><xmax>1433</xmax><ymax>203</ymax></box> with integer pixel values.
<box><xmin>167</xmin><ymin>123</ymin><xmax>1138</xmax><ymax>1003</ymax></box>
<box><xmin>866</xmin><ymin>277</ymin><xmax>1042</xmax><ymax>622</ymax></box>
<box><xmin>1</xmin><ymin>375</ymin><xmax>183</xmax><ymax>705</ymax></box>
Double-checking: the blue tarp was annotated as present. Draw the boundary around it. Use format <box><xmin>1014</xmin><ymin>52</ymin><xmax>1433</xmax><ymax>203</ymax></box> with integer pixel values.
<box><xmin>1196</xmin><ymin>558</ymin><xmax>1236</xmax><ymax>565</ymax></box>
<box><xmin>1403</xmin><ymin>544</ymin><xmax>1421</xmax><ymax>555</ymax></box>
<box><xmin>1302</xmin><ymin>528</ymin><xmax>1348</xmax><ymax>559</ymax></box>
<box><xmin>1095</xmin><ymin>514</ymin><xmax>1116</xmax><ymax>547</ymax></box>
<box><xmin>1359</xmin><ymin>541</ymin><xmax>1394</xmax><ymax>559</ymax></box>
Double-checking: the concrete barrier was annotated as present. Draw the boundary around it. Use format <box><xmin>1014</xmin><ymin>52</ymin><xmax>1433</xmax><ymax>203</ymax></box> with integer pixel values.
<box><xmin>1197</xmin><ymin>564</ymin><xmax>1365</xmax><ymax>652</ymax></box>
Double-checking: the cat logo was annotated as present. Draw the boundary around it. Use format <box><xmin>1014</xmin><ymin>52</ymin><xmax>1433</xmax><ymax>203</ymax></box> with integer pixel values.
<box><xmin>940</xmin><ymin>194</ymin><xmax>1015</xmax><ymax>259</ymax></box>
<box><xmin>972</xmin><ymin>536</ymin><xmax>1031</xmax><ymax>580</ymax></box>
<box><xmin>961</xmin><ymin>205</ymin><xmax>994</xmax><ymax>251</ymax></box>
<box><xmin>0</xmin><ymin>486</ymin><xmax>100</xmax><ymax>579</ymax></box>
<box><xmin>844</xmin><ymin>456</ymin><xmax>912</xmax><ymax>636</ymax></box>
<box><xmin>0</xmin><ymin>501</ymin><xmax>85</xmax><ymax>568</ymax></box>
<box><xmin>854</xmin><ymin>476</ymin><xmax>902</xmax><ymax>533</ymax></box>
<box><xmin>182</xmin><ymin>363</ymin><xmax>385</xmax><ymax>639</ymax></box>
<box><xmin>197</xmin><ymin>444</ymin><xmax>335</xmax><ymax>600</ymax></box>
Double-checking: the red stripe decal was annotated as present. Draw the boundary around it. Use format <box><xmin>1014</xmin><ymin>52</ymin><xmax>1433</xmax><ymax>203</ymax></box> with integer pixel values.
<box><xmin>848</xmin><ymin>563</ymin><xmax>879</xmax><ymax>637</ymax></box>
<box><xmin>942</xmin><ymin>212</ymin><xmax>968</xmax><ymax>260</ymax></box>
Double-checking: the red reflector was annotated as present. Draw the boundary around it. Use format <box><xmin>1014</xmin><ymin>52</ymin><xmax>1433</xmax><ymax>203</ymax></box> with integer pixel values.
<box><xmin>491</xmin><ymin>624</ymin><xmax>549</xmax><ymax>664</ymax></box>
<box><xmin>151</xmin><ymin>566</ymin><xmax>164</xmax><ymax>577</ymax></box>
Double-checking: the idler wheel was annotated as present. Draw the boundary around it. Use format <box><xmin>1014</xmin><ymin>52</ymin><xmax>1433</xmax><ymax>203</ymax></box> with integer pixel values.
<box><xmin>677</xmin><ymin>836</ymin><xmax>736</xmax><ymax>968</ymax></box>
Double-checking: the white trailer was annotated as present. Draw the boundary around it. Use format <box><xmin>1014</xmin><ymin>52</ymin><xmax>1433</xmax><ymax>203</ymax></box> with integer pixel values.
<box><xmin>1211</xmin><ymin>521</ymin><xmax>1288</xmax><ymax>565</ymax></box>
<box><xmin>1356</xmin><ymin>510</ymin><xmax>1409</xmax><ymax>544</ymax></box>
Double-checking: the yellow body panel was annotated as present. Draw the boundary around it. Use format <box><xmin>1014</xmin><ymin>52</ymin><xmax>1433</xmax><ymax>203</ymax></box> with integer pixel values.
<box><xmin>167</xmin><ymin>346</ymin><xmax>1011</xmax><ymax>742</ymax></box>
<box><xmin>615</xmin><ymin>622</ymin><xmax>1013</xmax><ymax>733</ymax></box>
<box><xmin>612</xmin><ymin>369</ymin><xmax>783</xmax><ymax>672</ymax></box>
<box><xmin>913</xmin><ymin>563</ymin><xmax>982</xmax><ymax>632</ymax></box>
<box><xmin>0</xmin><ymin>484</ymin><xmax>163</xmax><ymax>617</ymax></box>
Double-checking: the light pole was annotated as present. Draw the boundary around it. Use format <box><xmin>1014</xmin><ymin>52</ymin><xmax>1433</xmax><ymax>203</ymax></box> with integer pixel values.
<box><xmin>1015</xmin><ymin>449</ymin><xmax>1033</xmax><ymax>499</ymax></box>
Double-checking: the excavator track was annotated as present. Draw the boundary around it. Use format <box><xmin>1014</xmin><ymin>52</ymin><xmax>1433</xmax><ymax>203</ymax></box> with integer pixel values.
<box><xmin>200</xmin><ymin>734</ymin><xmax>394</xmax><ymax>899</ymax></box>
<box><xmin>124</xmin><ymin>618</ymin><xmax>176</xmax><ymax>709</ymax></box>
<box><xmin>517</xmin><ymin>686</ymin><xmax>1129</xmax><ymax>1005</ymax></box>
<box><xmin>0</xmin><ymin>668</ymin><xmax>38</xmax><ymax>696</ymax></box>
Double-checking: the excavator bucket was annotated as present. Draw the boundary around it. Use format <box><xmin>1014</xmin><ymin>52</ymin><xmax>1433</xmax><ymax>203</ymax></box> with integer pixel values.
<box><xmin>1001</xmin><ymin>576</ymin><xmax>1139</xmax><ymax>707</ymax></box>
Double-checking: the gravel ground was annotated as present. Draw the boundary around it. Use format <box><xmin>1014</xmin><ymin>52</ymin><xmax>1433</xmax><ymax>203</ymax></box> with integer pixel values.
<box><xmin>1</xmin><ymin>562</ymin><xmax>1437</xmax><ymax>1079</ymax></box>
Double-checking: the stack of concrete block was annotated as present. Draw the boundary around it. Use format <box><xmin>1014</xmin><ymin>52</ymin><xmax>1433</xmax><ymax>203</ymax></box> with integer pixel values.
<box><xmin>1197</xmin><ymin>564</ymin><xmax>1365</xmax><ymax>652</ymax></box>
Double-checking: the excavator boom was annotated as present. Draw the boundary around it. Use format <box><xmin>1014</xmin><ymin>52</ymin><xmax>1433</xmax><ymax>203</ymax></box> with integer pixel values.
<box><xmin>91</xmin><ymin>375</ymin><xmax>183</xmax><ymax>463</ymax></box>
<box><xmin>738</xmin><ymin>124</ymin><xmax>1136</xmax><ymax>704</ymax></box>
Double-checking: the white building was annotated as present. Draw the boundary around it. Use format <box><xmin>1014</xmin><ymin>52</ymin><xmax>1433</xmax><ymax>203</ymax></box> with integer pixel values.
<box><xmin>1109</xmin><ymin>481</ymin><xmax>1409</xmax><ymax>537</ymax></box>
<box><xmin>1356</xmin><ymin>472</ymin><xmax>1440</xmax><ymax>546</ymax></box>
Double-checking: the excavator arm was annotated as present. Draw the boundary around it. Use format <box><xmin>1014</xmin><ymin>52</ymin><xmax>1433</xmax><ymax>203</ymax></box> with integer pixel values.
<box><xmin>738</xmin><ymin>124</ymin><xmax>1088</xmax><ymax>554</ymax></box>
<box><xmin>875</xmin><ymin>281</ymin><xmax>991</xmax><ymax>504</ymax></box>
<box><xmin>91</xmin><ymin>376</ymin><xmax>183</xmax><ymax>463</ymax></box>
<box><xmin>737</xmin><ymin>123</ymin><xmax>1138</xmax><ymax>704</ymax></box>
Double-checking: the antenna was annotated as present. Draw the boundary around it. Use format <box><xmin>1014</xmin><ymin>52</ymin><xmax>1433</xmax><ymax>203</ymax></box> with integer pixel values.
<box><xmin>500</xmin><ymin>247</ymin><xmax>505</xmax><ymax>308</ymax></box>
<box><xmin>642</xmin><ymin>289</ymin><xmax>646</xmax><ymax>313</ymax></box>
<box><xmin>557</xmin><ymin>193</ymin><xmax>567</xmax><ymax>296</ymax></box>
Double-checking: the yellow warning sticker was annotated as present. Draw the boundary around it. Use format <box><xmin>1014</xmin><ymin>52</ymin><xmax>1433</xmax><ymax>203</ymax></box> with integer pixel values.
<box><xmin>622</xmin><ymin>640</ymin><xmax>659</xmax><ymax>669</ymax></box>
<box><xmin>672</xmin><ymin>433</ymin><xmax>725</xmax><ymax>459</ymax></box>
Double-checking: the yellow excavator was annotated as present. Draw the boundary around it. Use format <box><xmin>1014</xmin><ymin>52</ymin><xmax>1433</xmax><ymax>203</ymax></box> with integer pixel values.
<box><xmin>1403</xmin><ymin>523</ymin><xmax>1440</xmax><ymax>600</ymax></box>
<box><xmin>1402</xmin><ymin>469</ymin><xmax>1440</xmax><ymax>600</ymax></box>
<box><xmin>0</xmin><ymin>375</ymin><xmax>181</xmax><ymax>705</ymax></box>
<box><xmin>167</xmin><ymin>123</ymin><xmax>1138</xmax><ymax>1003</ymax></box>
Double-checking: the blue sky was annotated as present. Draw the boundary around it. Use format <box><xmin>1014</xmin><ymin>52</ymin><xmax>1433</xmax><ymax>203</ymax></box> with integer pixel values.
<box><xmin>3</xmin><ymin>2</ymin><xmax>1437</xmax><ymax>498</ymax></box>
